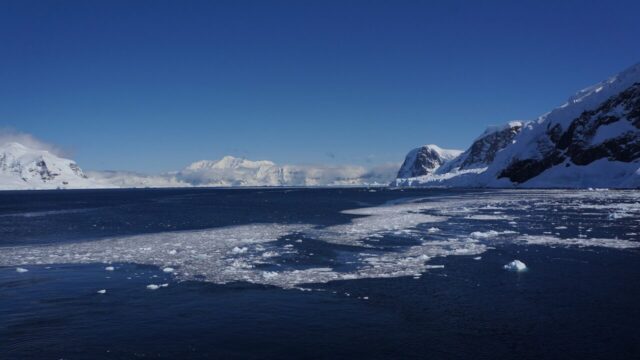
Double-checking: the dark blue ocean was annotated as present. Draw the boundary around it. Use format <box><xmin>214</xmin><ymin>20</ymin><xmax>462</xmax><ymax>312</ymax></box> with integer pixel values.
<box><xmin>1</xmin><ymin>188</ymin><xmax>639</xmax><ymax>359</ymax></box>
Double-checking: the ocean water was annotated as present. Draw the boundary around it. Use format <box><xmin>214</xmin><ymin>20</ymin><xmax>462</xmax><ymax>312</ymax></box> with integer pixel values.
<box><xmin>1</xmin><ymin>188</ymin><xmax>639</xmax><ymax>359</ymax></box>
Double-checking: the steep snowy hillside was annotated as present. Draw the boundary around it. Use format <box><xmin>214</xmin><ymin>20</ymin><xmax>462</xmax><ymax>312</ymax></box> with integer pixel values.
<box><xmin>0</xmin><ymin>142</ymin><xmax>107</xmax><ymax>190</ymax></box>
<box><xmin>396</xmin><ymin>145</ymin><xmax>462</xmax><ymax>178</ymax></box>
<box><xmin>395</xmin><ymin>62</ymin><xmax>640</xmax><ymax>188</ymax></box>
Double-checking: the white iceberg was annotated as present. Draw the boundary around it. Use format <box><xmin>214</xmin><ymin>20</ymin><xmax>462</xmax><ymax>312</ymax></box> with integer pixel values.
<box><xmin>503</xmin><ymin>260</ymin><xmax>527</xmax><ymax>272</ymax></box>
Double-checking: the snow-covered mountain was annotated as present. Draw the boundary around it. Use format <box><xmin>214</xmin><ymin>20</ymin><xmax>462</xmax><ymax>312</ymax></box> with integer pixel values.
<box><xmin>0</xmin><ymin>142</ymin><xmax>108</xmax><ymax>190</ymax></box>
<box><xmin>397</xmin><ymin>145</ymin><xmax>462</xmax><ymax>178</ymax></box>
<box><xmin>394</xmin><ymin>62</ymin><xmax>640</xmax><ymax>188</ymax></box>
<box><xmin>0</xmin><ymin>141</ymin><xmax>398</xmax><ymax>190</ymax></box>
<box><xmin>178</xmin><ymin>156</ymin><xmax>397</xmax><ymax>186</ymax></box>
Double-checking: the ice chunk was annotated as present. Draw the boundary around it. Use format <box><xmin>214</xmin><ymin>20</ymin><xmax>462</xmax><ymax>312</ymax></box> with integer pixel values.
<box><xmin>97</xmin><ymin>289</ymin><xmax>107</xmax><ymax>294</ymax></box>
<box><xmin>162</xmin><ymin>267</ymin><xmax>174</xmax><ymax>273</ymax></box>
<box><xmin>16</xmin><ymin>267</ymin><xmax>28</xmax><ymax>273</ymax></box>
<box><xmin>503</xmin><ymin>260</ymin><xmax>527</xmax><ymax>272</ymax></box>
<box><xmin>470</xmin><ymin>230</ymin><xmax>517</xmax><ymax>239</ymax></box>
<box><xmin>231</xmin><ymin>246</ymin><xmax>248</xmax><ymax>254</ymax></box>
<box><xmin>105</xmin><ymin>266</ymin><xmax>115</xmax><ymax>271</ymax></box>
<box><xmin>146</xmin><ymin>284</ymin><xmax>160</xmax><ymax>290</ymax></box>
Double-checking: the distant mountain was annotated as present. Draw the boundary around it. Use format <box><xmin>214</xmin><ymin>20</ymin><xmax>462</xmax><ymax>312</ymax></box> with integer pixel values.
<box><xmin>0</xmin><ymin>142</ymin><xmax>107</xmax><ymax>190</ymax></box>
<box><xmin>178</xmin><ymin>156</ymin><xmax>397</xmax><ymax>187</ymax></box>
<box><xmin>394</xmin><ymin>62</ymin><xmax>640</xmax><ymax>188</ymax></box>
<box><xmin>0</xmin><ymin>143</ymin><xmax>397</xmax><ymax>190</ymax></box>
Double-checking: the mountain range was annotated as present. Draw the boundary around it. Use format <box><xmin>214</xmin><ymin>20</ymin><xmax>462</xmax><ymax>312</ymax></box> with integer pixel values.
<box><xmin>394</xmin><ymin>62</ymin><xmax>640</xmax><ymax>188</ymax></box>
<box><xmin>0</xmin><ymin>143</ymin><xmax>397</xmax><ymax>189</ymax></box>
<box><xmin>2</xmin><ymin>62</ymin><xmax>639</xmax><ymax>190</ymax></box>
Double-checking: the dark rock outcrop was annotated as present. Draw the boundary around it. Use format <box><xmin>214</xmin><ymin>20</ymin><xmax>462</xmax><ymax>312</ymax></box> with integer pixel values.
<box><xmin>500</xmin><ymin>83</ymin><xmax>640</xmax><ymax>183</ymax></box>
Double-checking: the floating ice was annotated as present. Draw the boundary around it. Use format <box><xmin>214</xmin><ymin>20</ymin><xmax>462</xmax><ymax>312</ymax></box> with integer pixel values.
<box><xmin>16</xmin><ymin>267</ymin><xmax>28</xmax><ymax>273</ymax></box>
<box><xmin>465</xmin><ymin>214</ymin><xmax>515</xmax><ymax>221</ymax></box>
<box><xmin>504</xmin><ymin>260</ymin><xmax>527</xmax><ymax>272</ymax></box>
<box><xmin>517</xmin><ymin>235</ymin><xmax>640</xmax><ymax>249</ymax></box>
<box><xmin>1</xmin><ymin>190</ymin><xmax>638</xmax><ymax>289</ymax></box>
<box><xmin>105</xmin><ymin>266</ymin><xmax>115</xmax><ymax>271</ymax></box>
<box><xmin>469</xmin><ymin>230</ymin><xmax>517</xmax><ymax>239</ymax></box>
<box><xmin>97</xmin><ymin>289</ymin><xmax>107</xmax><ymax>294</ymax></box>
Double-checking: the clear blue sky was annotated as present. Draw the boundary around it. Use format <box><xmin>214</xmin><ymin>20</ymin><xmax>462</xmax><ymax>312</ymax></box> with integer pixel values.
<box><xmin>2</xmin><ymin>0</ymin><xmax>639</xmax><ymax>173</ymax></box>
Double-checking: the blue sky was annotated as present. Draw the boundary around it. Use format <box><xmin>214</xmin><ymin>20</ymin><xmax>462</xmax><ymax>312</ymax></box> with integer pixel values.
<box><xmin>2</xmin><ymin>0</ymin><xmax>639</xmax><ymax>173</ymax></box>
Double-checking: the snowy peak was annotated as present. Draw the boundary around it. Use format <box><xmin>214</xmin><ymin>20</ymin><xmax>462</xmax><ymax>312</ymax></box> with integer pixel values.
<box><xmin>185</xmin><ymin>156</ymin><xmax>275</xmax><ymax>171</ymax></box>
<box><xmin>397</xmin><ymin>145</ymin><xmax>462</xmax><ymax>178</ymax></box>
<box><xmin>0</xmin><ymin>142</ymin><xmax>105</xmax><ymax>190</ymax></box>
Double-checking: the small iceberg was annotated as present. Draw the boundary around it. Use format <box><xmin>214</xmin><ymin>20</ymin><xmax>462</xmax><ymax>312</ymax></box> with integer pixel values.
<box><xmin>105</xmin><ymin>266</ymin><xmax>115</xmax><ymax>271</ymax></box>
<box><xmin>162</xmin><ymin>267</ymin><xmax>174</xmax><ymax>273</ymax></box>
<box><xmin>16</xmin><ymin>267</ymin><xmax>28</xmax><ymax>273</ymax></box>
<box><xmin>97</xmin><ymin>289</ymin><xmax>107</xmax><ymax>294</ymax></box>
<box><xmin>503</xmin><ymin>260</ymin><xmax>527</xmax><ymax>272</ymax></box>
<box><xmin>147</xmin><ymin>283</ymin><xmax>169</xmax><ymax>290</ymax></box>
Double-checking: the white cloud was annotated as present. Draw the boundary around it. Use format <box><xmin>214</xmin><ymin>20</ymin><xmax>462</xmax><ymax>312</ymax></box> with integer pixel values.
<box><xmin>0</xmin><ymin>128</ymin><xmax>68</xmax><ymax>157</ymax></box>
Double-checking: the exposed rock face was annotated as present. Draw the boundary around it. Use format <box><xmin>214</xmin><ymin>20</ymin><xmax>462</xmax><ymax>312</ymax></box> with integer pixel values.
<box><xmin>460</xmin><ymin>122</ymin><xmax>523</xmax><ymax>169</ymax></box>
<box><xmin>396</xmin><ymin>145</ymin><xmax>462</xmax><ymax>178</ymax></box>
<box><xmin>499</xmin><ymin>83</ymin><xmax>640</xmax><ymax>183</ymax></box>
